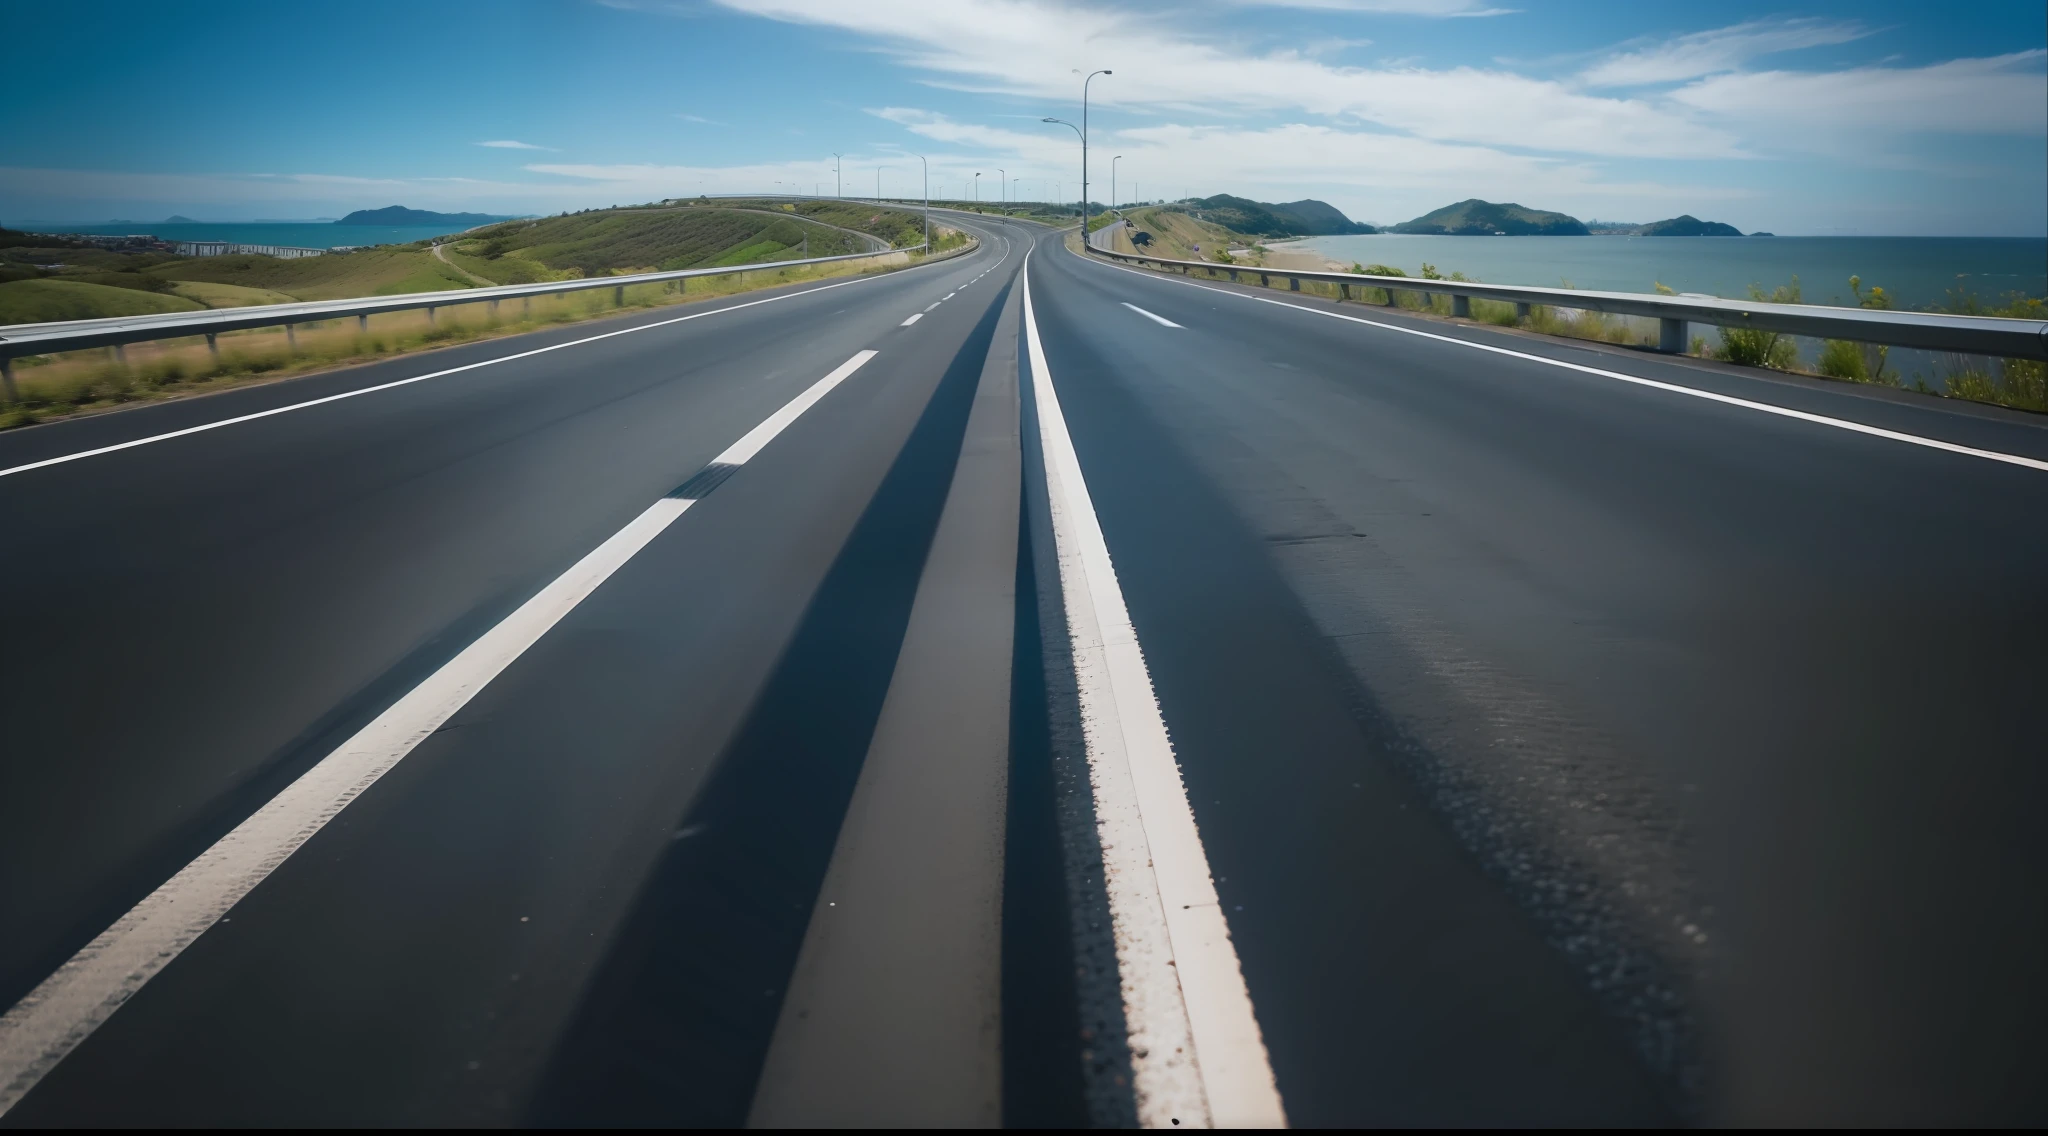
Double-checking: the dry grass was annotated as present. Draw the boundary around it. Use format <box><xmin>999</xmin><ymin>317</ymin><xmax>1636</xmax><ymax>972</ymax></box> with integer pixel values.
<box><xmin>1</xmin><ymin>250</ymin><xmax>925</xmax><ymax>430</ymax></box>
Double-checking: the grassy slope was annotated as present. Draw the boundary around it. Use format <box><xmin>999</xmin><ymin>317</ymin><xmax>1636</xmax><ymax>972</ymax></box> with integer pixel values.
<box><xmin>1126</xmin><ymin>207</ymin><xmax>1245</xmax><ymax>261</ymax></box>
<box><xmin>0</xmin><ymin>279</ymin><xmax>205</xmax><ymax>323</ymax></box>
<box><xmin>451</xmin><ymin>205</ymin><xmax>903</xmax><ymax>284</ymax></box>
<box><xmin>168</xmin><ymin>280</ymin><xmax>302</xmax><ymax>308</ymax></box>
<box><xmin>148</xmin><ymin>249</ymin><xmax>476</xmax><ymax>300</ymax></box>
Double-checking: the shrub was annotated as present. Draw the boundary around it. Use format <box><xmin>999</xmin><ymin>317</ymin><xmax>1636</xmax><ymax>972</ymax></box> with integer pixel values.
<box><xmin>1717</xmin><ymin>277</ymin><xmax>1801</xmax><ymax>369</ymax></box>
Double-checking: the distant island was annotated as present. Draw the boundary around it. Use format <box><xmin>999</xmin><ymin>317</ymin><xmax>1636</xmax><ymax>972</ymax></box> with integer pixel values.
<box><xmin>336</xmin><ymin>206</ymin><xmax>521</xmax><ymax>226</ymax></box>
<box><xmin>1184</xmin><ymin>195</ymin><xmax>1375</xmax><ymax>237</ymax></box>
<box><xmin>1391</xmin><ymin>199</ymin><xmax>1589</xmax><ymax>236</ymax></box>
<box><xmin>164</xmin><ymin>215</ymin><xmax>198</xmax><ymax>224</ymax></box>
<box><xmin>1638</xmin><ymin>214</ymin><xmax>1742</xmax><ymax>237</ymax></box>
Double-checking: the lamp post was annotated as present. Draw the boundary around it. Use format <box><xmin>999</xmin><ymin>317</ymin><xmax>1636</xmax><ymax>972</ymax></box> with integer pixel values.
<box><xmin>1112</xmin><ymin>154</ymin><xmax>1123</xmax><ymax>211</ymax></box>
<box><xmin>997</xmin><ymin>168</ymin><xmax>1006</xmax><ymax>204</ymax></box>
<box><xmin>833</xmin><ymin>153</ymin><xmax>841</xmax><ymax>198</ymax></box>
<box><xmin>915</xmin><ymin>153</ymin><xmax>929</xmax><ymax>250</ymax></box>
<box><xmin>877</xmin><ymin>166</ymin><xmax>888</xmax><ymax>201</ymax></box>
<box><xmin>1056</xmin><ymin>69</ymin><xmax>1112</xmax><ymax>231</ymax></box>
<box><xmin>1043</xmin><ymin>118</ymin><xmax>1081</xmax><ymax>218</ymax></box>
<box><xmin>973</xmin><ymin>171</ymin><xmax>980</xmax><ymax>203</ymax></box>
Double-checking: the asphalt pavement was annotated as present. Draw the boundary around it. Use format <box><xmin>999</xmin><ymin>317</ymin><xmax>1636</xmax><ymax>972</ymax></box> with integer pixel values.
<box><xmin>3</xmin><ymin>216</ymin><xmax>2046</xmax><ymax>1126</ymax></box>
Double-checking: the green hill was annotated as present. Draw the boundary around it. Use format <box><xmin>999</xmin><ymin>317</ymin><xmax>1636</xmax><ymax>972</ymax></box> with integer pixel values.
<box><xmin>0</xmin><ymin>279</ymin><xmax>205</xmax><ymax>324</ymax></box>
<box><xmin>1184</xmin><ymin>195</ymin><xmax>1373</xmax><ymax>236</ymax></box>
<box><xmin>1638</xmin><ymin>214</ymin><xmax>1743</xmax><ymax>236</ymax></box>
<box><xmin>1391</xmin><ymin>199</ymin><xmax>1589</xmax><ymax>236</ymax></box>
<box><xmin>336</xmin><ymin>206</ymin><xmax>520</xmax><ymax>226</ymax></box>
<box><xmin>147</xmin><ymin>247</ymin><xmax>478</xmax><ymax>300</ymax></box>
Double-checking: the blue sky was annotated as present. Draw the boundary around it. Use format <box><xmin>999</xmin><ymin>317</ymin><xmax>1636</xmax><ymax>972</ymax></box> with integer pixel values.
<box><xmin>4</xmin><ymin>0</ymin><xmax>2042</xmax><ymax>234</ymax></box>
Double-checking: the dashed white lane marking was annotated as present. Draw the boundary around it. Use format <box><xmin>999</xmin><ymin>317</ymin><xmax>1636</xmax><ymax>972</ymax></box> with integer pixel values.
<box><xmin>1080</xmin><ymin>257</ymin><xmax>2048</xmax><ymax>476</ymax></box>
<box><xmin>0</xmin><ymin>350</ymin><xmax>881</xmax><ymax>1117</ymax></box>
<box><xmin>1121</xmin><ymin>302</ymin><xmax>1183</xmax><ymax>329</ymax></box>
<box><xmin>901</xmin><ymin>313</ymin><xmax>924</xmax><ymax>326</ymax></box>
<box><xmin>943</xmin><ymin>292</ymin><xmax>955</xmax><ymax>300</ymax></box>
<box><xmin>0</xmin><ymin>268</ymin><xmax>920</xmax><ymax>482</ymax></box>
<box><xmin>924</xmin><ymin>302</ymin><xmax>942</xmax><ymax>312</ymax></box>
<box><xmin>1022</xmin><ymin>251</ymin><xmax>1286</xmax><ymax>1129</ymax></box>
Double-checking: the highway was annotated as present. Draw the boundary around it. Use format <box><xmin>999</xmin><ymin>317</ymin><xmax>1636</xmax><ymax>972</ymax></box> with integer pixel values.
<box><xmin>3</xmin><ymin>213</ymin><xmax>2046</xmax><ymax>1126</ymax></box>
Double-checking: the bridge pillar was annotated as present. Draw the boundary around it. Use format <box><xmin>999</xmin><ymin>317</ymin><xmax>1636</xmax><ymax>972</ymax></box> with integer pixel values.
<box><xmin>1659</xmin><ymin>317</ymin><xmax>1687</xmax><ymax>354</ymax></box>
<box><xmin>1452</xmin><ymin>294</ymin><xmax>1471</xmax><ymax>319</ymax></box>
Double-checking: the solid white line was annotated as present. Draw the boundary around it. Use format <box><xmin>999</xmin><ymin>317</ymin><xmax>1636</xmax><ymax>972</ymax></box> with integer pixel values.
<box><xmin>1083</xmin><ymin>256</ymin><xmax>2048</xmax><ymax>475</ymax></box>
<box><xmin>901</xmin><ymin>313</ymin><xmax>924</xmax><ymax>326</ymax></box>
<box><xmin>0</xmin><ymin>349</ymin><xmax>879</xmax><ymax>1117</ymax></box>
<box><xmin>1022</xmin><ymin>252</ymin><xmax>1285</xmax><ymax>1129</ymax></box>
<box><xmin>0</xmin><ymin>268</ymin><xmax>915</xmax><ymax>482</ymax></box>
<box><xmin>1121</xmin><ymin>302</ymin><xmax>1183</xmax><ymax>329</ymax></box>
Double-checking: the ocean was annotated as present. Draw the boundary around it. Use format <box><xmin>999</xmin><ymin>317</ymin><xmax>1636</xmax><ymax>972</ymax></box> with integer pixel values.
<box><xmin>12</xmin><ymin>221</ymin><xmax>492</xmax><ymax>249</ymax></box>
<box><xmin>1289</xmin><ymin>235</ymin><xmax>2047</xmax><ymax>310</ymax></box>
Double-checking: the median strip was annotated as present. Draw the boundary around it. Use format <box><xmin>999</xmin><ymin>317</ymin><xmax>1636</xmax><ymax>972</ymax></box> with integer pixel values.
<box><xmin>1022</xmin><ymin>251</ymin><xmax>1287</xmax><ymax>1129</ymax></box>
<box><xmin>0</xmin><ymin>350</ymin><xmax>880</xmax><ymax>1117</ymax></box>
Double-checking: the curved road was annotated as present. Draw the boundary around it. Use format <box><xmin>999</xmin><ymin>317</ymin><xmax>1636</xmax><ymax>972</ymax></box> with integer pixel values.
<box><xmin>2</xmin><ymin>217</ymin><xmax>2045</xmax><ymax>1126</ymax></box>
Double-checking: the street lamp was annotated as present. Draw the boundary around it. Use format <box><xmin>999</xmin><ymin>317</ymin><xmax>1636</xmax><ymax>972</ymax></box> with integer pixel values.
<box><xmin>877</xmin><ymin>166</ymin><xmax>889</xmax><ymax>200</ymax></box>
<box><xmin>914</xmin><ymin>153</ymin><xmax>929</xmax><ymax>250</ymax></box>
<box><xmin>833</xmin><ymin>153</ymin><xmax>841</xmax><ymax>199</ymax></box>
<box><xmin>973</xmin><ymin>171</ymin><xmax>980</xmax><ymax>203</ymax></box>
<box><xmin>1043</xmin><ymin>118</ymin><xmax>1081</xmax><ymax>217</ymax></box>
<box><xmin>1048</xmin><ymin>68</ymin><xmax>1111</xmax><ymax>231</ymax></box>
<box><xmin>997</xmin><ymin>168</ymin><xmax>1006</xmax><ymax>205</ymax></box>
<box><xmin>1112</xmin><ymin>154</ymin><xmax>1123</xmax><ymax>211</ymax></box>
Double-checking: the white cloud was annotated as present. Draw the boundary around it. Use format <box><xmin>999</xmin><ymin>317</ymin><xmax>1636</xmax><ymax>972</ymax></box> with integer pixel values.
<box><xmin>1671</xmin><ymin>50</ymin><xmax>2047</xmax><ymax>136</ymax></box>
<box><xmin>713</xmin><ymin>0</ymin><xmax>1739</xmax><ymax>159</ymax></box>
<box><xmin>1228</xmin><ymin>0</ymin><xmax>1511</xmax><ymax>15</ymax></box>
<box><xmin>675</xmin><ymin>113</ymin><xmax>723</xmax><ymax>124</ymax></box>
<box><xmin>1581</xmin><ymin>18</ymin><xmax>1871</xmax><ymax>87</ymax></box>
<box><xmin>477</xmin><ymin>140</ymin><xmax>557</xmax><ymax>150</ymax></box>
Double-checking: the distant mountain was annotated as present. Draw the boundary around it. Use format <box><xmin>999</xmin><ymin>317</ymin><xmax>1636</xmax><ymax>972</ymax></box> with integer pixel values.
<box><xmin>163</xmin><ymin>215</ymin><xmax>198</xmax><ymax>224</ymax></box>
<box><xmin>1186</xmin><ymin>195</ymin><xmax>1375</xmax><ymax>236</ymax></box>
<box><xmin>1637</xmin><ymin>214</ymin><xmax>1742</xmax><ymax>236</ymax></box>
<box><xmin>1391</xmin><ymin>199</ymin><xmax>1589</xmax><ymax>236</ymax></box>
<box><xmin>335</xmin><ymin>206</ymin><xmax>519</xmax><ymax>226</ymax></box>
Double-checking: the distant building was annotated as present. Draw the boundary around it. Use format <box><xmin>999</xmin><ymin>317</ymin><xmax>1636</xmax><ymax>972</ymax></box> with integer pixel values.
<box><xmin>175</xmin><ymin>241</ymin><xmax>325</xmax><ymax>259</ymax></box>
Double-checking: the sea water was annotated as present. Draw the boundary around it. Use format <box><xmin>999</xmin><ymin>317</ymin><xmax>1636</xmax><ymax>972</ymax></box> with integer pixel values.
<box><xmin>1291</xmin><ymin>234</ymin><xmax>2046</xmax><ymax>310</ymax></box>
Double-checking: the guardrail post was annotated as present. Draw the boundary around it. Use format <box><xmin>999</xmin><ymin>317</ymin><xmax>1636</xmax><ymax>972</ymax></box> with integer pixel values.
<box><xmin>523</xmin><ymin>296</ymin><xmax>532</xmax><ymax>316</ymax></box>
<box><xmin>112</xmin><ymin>345</ymin><xmax>126</xmax><ymax>364</ymax></box>
<box><xmin>357</xmin><ymin>315</ymin><xmax>368</xmax><ymax>334</ymax></box>
<box><xmin>1340</xmin><ymin>282</ymin><xmax>1351</xmax><ymax>302</ymax></box>
<box><xmin>285</xmin><ymin>324</ymin><xmax>297</xmax><ymax>351</ymax></box>
<box><xmin>1659</xmin><ymin>317</ymin><xmax>1687</xmax><ymax>354</ymax></box>
<box><xmin>1515</xmin><ymin>302</ymin><xmax>1531</xmax><ymax>322</ymax></box>
<box><xmin>206</xmin><ymin>333</ymin><xmax>219</xmax><ymax>358</ymax></box>
<box><xmin>427</xmin><ymin>306</ymin><xmax>437</xmax><ymax>326</ymax></box>
<box><xmin>613</xmin><ymin>285</ymin><xmax>624</xmax><ymax>306</ymax></box>
<box><xmin>1384</xmin><ymin>288</ymin><xmax>1397</xmax><ymax>307</ymax></box>
<box><xmin>1</xmin><ymin>357</ymin><xmax>15</xmax><ymax>403</ymax></box>
<box><xmin>1228</xmin><ymin>269</ymin><xmax>1239</xmax><ymax>282</ymax></box>
<box><xmin>1452</xmin><ymin>294</ymin><xmax>1471</xmax><ymax>319</ymax></box>
<box><xmin>1289</xmin><ymin>276</ymin><xmax>1301</xmax><ymax>292</ymax></box>
<box><xmin>489</xmin><ymin>299</ymin><xmax>499</xmax><ymax>318</ymax></box>
<box><xmin>1259</xmin><ymin>272</ymin><xmax>1269</xmax><ymax>288</ymax></box>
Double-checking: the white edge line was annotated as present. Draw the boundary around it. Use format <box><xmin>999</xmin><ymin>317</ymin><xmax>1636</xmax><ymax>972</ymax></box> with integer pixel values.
<box><xmin>1121</xmin><ymin>302</ymin><xmax>1183</xmax><ymax>329</ymax></box>
<box><xmin>1023</xmin><ymin>250</ymin><xmax>1286</xmax><ymax>1129</ymax></box>
<box><xmin>0</xmin><ymin>237</ymin><xmax>980</xmax><ymax>483</ymax></box>
<box><xmin>0</xmin><ymin>349</ymin><xmax>881</xmax><ymax>1117</ymax></box>
<box><xmin>1081</xmin><ymin>255</ymin><xmax>2048</xmax><ymax>475</ymax></box>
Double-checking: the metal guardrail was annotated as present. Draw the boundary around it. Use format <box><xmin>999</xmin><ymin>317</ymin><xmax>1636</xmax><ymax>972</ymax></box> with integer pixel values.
<box><xmin>0</xmin><ymin>241</ymin><xmax>947</xmax><ymax>396</ymax></box>
<box><xmin>1084</xmin><ymin>244</ymin><xmax>2048</xmax><ymax>361</ymax></box>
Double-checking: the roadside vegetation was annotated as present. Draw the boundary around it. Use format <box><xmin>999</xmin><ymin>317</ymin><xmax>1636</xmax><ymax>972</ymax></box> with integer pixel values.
<box><xmin>1096</xmin><ymin>209</ymin><xmax>2045</xmax><ymax>415</ymax></box>
<box><xmin>0</xmin><ymin>206</ymin><xmax>958</xmax><ymax>430</ymax></box>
